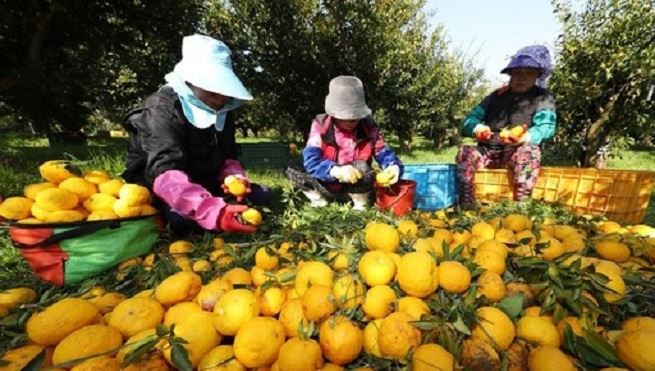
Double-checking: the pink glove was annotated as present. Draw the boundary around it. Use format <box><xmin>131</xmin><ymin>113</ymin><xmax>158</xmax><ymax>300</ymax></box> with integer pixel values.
<box><xmin>221</xmin><ymin>175</ymin><xmax>252</xmax><ymax>203</ymax></box>
<box><xmin>217</xmin><ymin>204</ymin><xmax>257</xmax><ymax>234</ymax></box>
<box><xmin>154</xmin><ymin>170</ymin><xmax>226</xmax><ymax>231</ymax></box>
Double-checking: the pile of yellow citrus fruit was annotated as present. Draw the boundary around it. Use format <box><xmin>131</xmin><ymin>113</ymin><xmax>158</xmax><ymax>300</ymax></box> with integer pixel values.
<box><xmin>0</xmin><ymin>160</ymin><xmax>156</xmax><ymax>223</ymax></box>
<box><xmin>1</xmin><ymin>207</ymin><xmax>655</xmax><ymax>370</ymax></box>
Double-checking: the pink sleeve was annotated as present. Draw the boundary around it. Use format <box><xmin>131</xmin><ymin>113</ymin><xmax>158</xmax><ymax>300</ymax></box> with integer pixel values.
<box><xmin>153</xmin><ymin>170</ymin><xmax>226</xmax><ymax>231</ymax></box>
<box><xmin>219</xmin><ymin>159</ymin><xmax>247</xmax><ymax>182</ymax></box>
<box><xmin>306</xmin><ymin>120</ymin><xmax>324</xmax><ymax>148</ymax></box>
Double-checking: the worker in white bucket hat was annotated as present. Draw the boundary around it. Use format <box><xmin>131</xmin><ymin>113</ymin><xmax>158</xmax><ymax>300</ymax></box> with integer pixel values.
<box><xmin>122</xmin><ymin>34</ymin><xmax>271</xmax><ymax>235</ymax></box>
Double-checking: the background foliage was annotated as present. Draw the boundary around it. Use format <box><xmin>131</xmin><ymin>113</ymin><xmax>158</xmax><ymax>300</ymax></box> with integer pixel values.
<box><xmin>0</xmin><ymin>0</ymin><xmax>653</xmax><ymax>157</ymax></box>
<box><xmin>549</xmin><ymin>0</ymin><xmax>655</xmax><ymax>166</ymax></box>
<box><xmin>0</xmin><ymin>0</ymin><xmax>203</xmax><ymax>133</ymax></box>
<box><xmin>204</xmin><ymin>0</ymin><xmax>484</xmax><ymax>148</ymax></box>
<box><xmin>1</xmin><ymin>0</ymin><xmax>484</xmax><ymax>150</ymax></box>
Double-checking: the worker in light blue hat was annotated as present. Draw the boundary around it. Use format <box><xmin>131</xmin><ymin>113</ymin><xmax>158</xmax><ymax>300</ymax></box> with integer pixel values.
<box><xmin>122</xmin><ymin>34</ymin><xmax>271</xmax><ymax>235</ymax></box>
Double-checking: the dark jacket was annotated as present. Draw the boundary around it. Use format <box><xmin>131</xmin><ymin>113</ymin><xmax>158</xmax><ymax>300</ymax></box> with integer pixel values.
<box><xmin>121</xmin><ymin>86</ymin><xmax>239</xmax><ymax>194</ymax></box>
<box><xmin>461</xmin><ymin>85</ymin><xmax>557</xmax><ymax>148</ymax></box>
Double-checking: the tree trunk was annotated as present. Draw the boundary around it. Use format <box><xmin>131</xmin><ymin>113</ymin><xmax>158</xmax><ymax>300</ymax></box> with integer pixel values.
<box><xmin>396</xmin><ymin>129</ymin><xmax>413</xmax><ymax>154</ymax></box>
<box><xmin>581</xmin><ymin>84</ymin><xmax>629</xmax><ymax>167</ymax></box>
<box><xmin>1</xmin><ymin>0</ymin><xmax>59</xmax><ymax>93</ymax></box>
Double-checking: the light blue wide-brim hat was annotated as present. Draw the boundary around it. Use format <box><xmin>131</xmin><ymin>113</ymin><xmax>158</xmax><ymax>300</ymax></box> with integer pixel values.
<box><xmin>173</xmin><ymin>34</ymin><xmax>253</xmax><ymax>100</ymax></box>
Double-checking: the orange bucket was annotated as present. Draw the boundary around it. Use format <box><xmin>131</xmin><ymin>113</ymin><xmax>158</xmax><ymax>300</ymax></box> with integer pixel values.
<box><xmin>375</xmin><ymin>179</ymin><xmax>416</xmax><ymax>216</ymax></box>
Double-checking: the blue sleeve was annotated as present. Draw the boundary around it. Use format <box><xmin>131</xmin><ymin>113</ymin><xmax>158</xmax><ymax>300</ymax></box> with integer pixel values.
<box><xmin>462</xmin><ymin>105</ymin><xmax>486</xmax><ymax>137</ymax></box>
<box><xmin>303</xmin><ymin>146</ymin><xmax>337</xmax><ymax>182</ymax></box>
<box><xmin>528</xmin><ymin>109</ymin><xmax>557</xmax><ymax>145</ymax></box>
<box><xmin>528</xmin><ymin>93</ymin><xmax>557</xmax><ymax>145</ymax></box>
<box><xmin>375</xmin><ymin>146</ymin><xmax>404</xmax><ymax>178</ymax></box>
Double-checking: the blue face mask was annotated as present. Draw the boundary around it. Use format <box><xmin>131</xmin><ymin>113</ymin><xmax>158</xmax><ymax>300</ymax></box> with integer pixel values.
<box><xmin>164</xmin><ymin>72</ymin><xmax>242</xmax><ymax>131</ymax></box>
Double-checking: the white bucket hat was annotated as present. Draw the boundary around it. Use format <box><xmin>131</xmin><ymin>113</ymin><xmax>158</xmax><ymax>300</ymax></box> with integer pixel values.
<box><xmin>172</xmin><ymin>34</ymin><xmax>252</xmax><ymax>100</ymax></box>
<box><xmin>325</xmin><ymin>76</ymin><xmax>372</xmax><ymax>120</ymax></box>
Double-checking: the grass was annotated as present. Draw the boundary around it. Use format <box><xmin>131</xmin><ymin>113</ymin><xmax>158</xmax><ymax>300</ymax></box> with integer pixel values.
<box><xmin>1</xmin><ymin>134</ymin><xmax>654</xmax><ymax>286</ymax></box>
<box><xmin>2</xmin><ymin>133</ymin><xmax>654</xmax><ymax>214</ymax></box>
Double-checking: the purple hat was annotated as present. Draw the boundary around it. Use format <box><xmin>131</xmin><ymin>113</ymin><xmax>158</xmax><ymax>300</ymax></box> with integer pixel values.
<box><xmin>501</xmin><ymin>45</ymin><xmax>553</xmax><ymax>88</ymax></box>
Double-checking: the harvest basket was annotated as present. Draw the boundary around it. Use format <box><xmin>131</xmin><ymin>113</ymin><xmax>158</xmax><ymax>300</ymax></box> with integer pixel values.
<box><xmin>473</xmin><ymin>167</ymin><xmax>655</xmax><ymax>224</ymax></box>
<box><xmin>8</xmin><ymin>215</ymin><xmax>161</xmax><ymax>286</ymax></box>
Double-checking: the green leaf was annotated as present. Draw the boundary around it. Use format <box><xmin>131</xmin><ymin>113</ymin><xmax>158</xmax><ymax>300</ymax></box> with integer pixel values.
<box><xmin>437</xmin><ymin>325</ymin><xmax>460</xmax><ymax>357</ymax></box>
<box><xmin>499</xmin><ymin>352</ymin><xmax>510</xmax><ymax>371</ymax></box>
<box><xmin>20</xmin><ymin>348</ymin><xmax>46</xmax><ymax>371</ymax></box>
<box><xmin>519</xmin><ymin>237</ymin><xmax>533</xmax><ymax>245</ymax></box>
<box><xmin>171</xmin><ymin>343</ymin><xmax>193</xmax><ymax>371</ymax></box>
<box><xmin>582</xmin><ymin>329</ymin><xmax>623</xmax><ymax>365</ymax></box>
<box><xmin>411</xmin><ymin>320</ymin><xmax>439</xmax><ymax>331</ymax></box>
<box><xmin>496</xmin><ymin>294</ymin><xmax>524</xmax><ymax>319</ymax></box>
<box><xmin>277</xmin><ymin>271</ymin><xmax>296</xmax><ymax>284</ymax></box>
<box><xmin>547</xmin><ymin>263</ymin><xmax>565</xmax><ymax>289</ymax></box>
<box><xmin>452</xmin><ymin>315</ymin><xmax>471</xmax><ymax>335</ymax></box>
<box><xmin>156</xmin><ymin>324</ymin><xmax>169</xmax><ymax>337</ymax></box>
<box><xmin>121</xmin><ymin>337</ymin><xmax>159</xmax><ymax>366</ymax></box>
<box><xmin>448</xmin><ymin>244</ymin><xmax>465</xmax><ymax>259</ymax></box>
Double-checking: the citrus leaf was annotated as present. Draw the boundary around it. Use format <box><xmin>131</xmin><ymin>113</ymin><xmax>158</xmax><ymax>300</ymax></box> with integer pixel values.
<box><xmin>582</xmin><ymin>329</ymin><xmax>623</xmax><ymax>365</ymax></box>
<box><xmin>20</xmin><ymin>348</ymin><xmax>46</xmax><ymax>371</ymax></box>
<box><xmin>452</xmin><ymin>315</ymin><xmax>471</xmax><ymax>335</ymax></box>
<box><xmin>437</xmin><ymin>324</ymin><xmax>460</xmax><ymax>356</ymax></box>
<box><xmin>411</xmin><ymin>320</ymin><xmax>439</xmax><ymax>331</ymax></box>
<box><xmin>547</xmin><ymin>264</ymin><xmax>564</xmax><ymax>289</ymax></box>
<box><xmin>448</xmin><ymin>244</ymin><xmax>465</xmax><ymax>259</ymax></box>
<box><xmin>121</xmin><ymin>337</ymin><xmax>159</xmax><ymax>366</ymax></box>
<box><xmin>497</xmin><ymin>293</ymin><xmax>524</xmax><ymax>319</ymax></box>
<box><xmin>156</xmin><ymin>324</ymin><xmax>168</xmax><ymax>337</ymax></box>
<box><xmin>171</xmin><ymin>343</ymin><xmax>193</xmax><ymax>371</ymax></box>
<box><xmin>519</xmin><ymin>237</ymin><xmax>533</xmax><ymax>245</ymax></box>
<box><xmin>499</xmin><ymin>352</ymin><xmax>509</xmax><ymax>371</ymax></box>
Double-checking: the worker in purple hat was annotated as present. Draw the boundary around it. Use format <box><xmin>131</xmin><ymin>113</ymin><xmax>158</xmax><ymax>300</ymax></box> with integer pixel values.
<box><xmin>456</xmin><ymin>45</ymin><xmax>556</xmax><ymax>207</ymax></box>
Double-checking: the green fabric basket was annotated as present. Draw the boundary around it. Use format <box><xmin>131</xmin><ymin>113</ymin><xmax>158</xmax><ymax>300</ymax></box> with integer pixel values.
<box><xmin>9</xmin><ymin>215</ymin><xmax>160</xmax><ymax>286</ymax></box>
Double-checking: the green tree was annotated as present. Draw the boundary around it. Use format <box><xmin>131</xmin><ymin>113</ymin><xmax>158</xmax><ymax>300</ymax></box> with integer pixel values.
<box><xmin>205</xmin><ymin>0</ymin><xmax>483</xmax><ymax>149</ymax></box>
<box><xmin>550</xmin><ymin>0</ymin><xmax>655</xmax><ymax>166</ymax></box>
<box><xmin>1</xmin><ymin>0</ymin><xmax>203</xmax><ymax>134</ymax></box>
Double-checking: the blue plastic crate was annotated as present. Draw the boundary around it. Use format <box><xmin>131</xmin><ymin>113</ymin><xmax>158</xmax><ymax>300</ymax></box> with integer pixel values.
<box><xmin>402</xmin><ymin>164</ymin><xmax>458</xmax><ymax>210</ymax></box>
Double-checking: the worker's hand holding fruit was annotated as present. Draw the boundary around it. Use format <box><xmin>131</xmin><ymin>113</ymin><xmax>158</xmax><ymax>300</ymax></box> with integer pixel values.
<box><xmin>499</xmin><ymin>124</ymin><xmax>529</xmax><ymax>144</ymax></box>
<box><xmin>472</xmin><ymin>125</ymin><xmax>493</xmax><ymax>142</ymax></box>
<box><xmin>221</xmin><ymin>175</ymin><xmax>251</xmax><ymax>202</ymax></box>
<box><xmin>375</xmin><ymin>165</ymin><xmax>400</xmax><ymax>186</ymax></box>
<box><xmin>329</xmin><ymin>165</ymin><xmax>362</xmax><ymax>184</ymax></box>
<box><xmin>217</xmin><ymin>204</ymin><xmax>260</xmax><ymax>234</ymax></box>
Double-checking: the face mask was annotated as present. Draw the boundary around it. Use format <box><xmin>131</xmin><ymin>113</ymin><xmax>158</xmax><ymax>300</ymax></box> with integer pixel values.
<box><xmin>164</xmin><ymin>72</ymin><xmax>241</xmax><ymax>131</ymax></box>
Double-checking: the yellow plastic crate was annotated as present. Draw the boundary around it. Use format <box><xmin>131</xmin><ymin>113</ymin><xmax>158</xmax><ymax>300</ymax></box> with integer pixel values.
<box><xmin>473</xmin><ymin>167</ymin><xmax>655</xmax><ymax>224</ymax></box>
<box><xmin>473</xmin><ymin>169</ymin><xmax>515</xmax><ymax>202</ymax></box>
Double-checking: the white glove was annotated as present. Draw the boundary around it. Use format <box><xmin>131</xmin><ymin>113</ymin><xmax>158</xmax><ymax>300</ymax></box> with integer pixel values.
<box><xmin>518</xmin><ymin>131</ymin><xmax>532</xmax><ymax>144</ymax></box>
<box><xmin>473</xmin><ymin>124</ymin><xmax>493</xmax><ymax>141</ymax></box>
<box><xmin>330</xmin><ymin>165</ymin><xmax>362</xmax><ymax>184</ymax></box>
<box><xmin>384</xmin><ymin>164</ymin><xmax>400</xmax><ymax>185</ymax></box>
<box><xmin>472</xmin><ymin>124</ymin><xmax>491</xmax><ymax>134</ymax></box>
